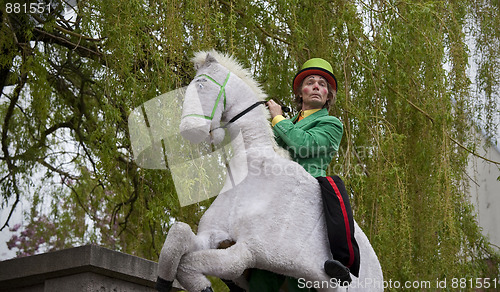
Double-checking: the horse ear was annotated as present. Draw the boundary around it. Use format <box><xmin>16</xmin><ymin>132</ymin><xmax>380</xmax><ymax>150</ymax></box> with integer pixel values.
<box><xmin>193</xmin><ymin>52</ymin><xmax>218</xmax><ymax>70</ymax></box>
<box><xmin>205</xmin><ymin>53</ymin><xmax>218</xmax><ymax>65</ymax></box>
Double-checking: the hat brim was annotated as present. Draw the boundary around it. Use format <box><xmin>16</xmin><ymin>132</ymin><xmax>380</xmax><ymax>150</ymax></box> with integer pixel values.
<box><xmin>293</xmin><ymin>67</ymin><xmax>337</xmax><ymax>93</ymax></box>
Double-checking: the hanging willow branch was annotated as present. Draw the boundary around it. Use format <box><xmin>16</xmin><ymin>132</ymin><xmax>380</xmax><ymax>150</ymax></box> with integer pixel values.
<box><xmin>386</xmin><ymin>81</ymin><xmax>500</xmax><ymax>165</ymax></box>
<box><xmin>217</xmin><ymin>0</ymin><xmax>298</xmax><ymax>48</ymax></box>
<box><xmin>352</xmin><ymin>32</ymin><xmax>500</xmax><ymax>167</ymax></box>
<box><xmin>448</xmin><ymin>134</ymin><xmax>500</xmax><ymax>165</ymax></box>
<box><xmin>1</xmin><ymin>0</ymin><xmax>498</xmax><ymax>283</ymax></box>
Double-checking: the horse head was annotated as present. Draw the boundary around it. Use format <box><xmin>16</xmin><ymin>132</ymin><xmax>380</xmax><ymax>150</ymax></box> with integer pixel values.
<box><xmin>180</xmin><ymin>53</ymin><xmax>228</xmax><ymax>145</ymax></box>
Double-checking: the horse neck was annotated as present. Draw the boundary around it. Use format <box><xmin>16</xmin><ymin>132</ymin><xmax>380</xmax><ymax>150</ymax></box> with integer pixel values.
<box><xmin>224</xmin><ymin>87</ymin><xmax>275</xmax><ymax>155</ymax></box>
<box><xmin>228</xmin><ymin>111</ymin><xmax>274</xmax><ymax>153</ymax></box>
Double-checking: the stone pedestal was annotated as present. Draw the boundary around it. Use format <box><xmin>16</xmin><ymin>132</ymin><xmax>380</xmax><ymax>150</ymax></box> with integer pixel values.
<box><xmin>0</xmin><ymin>245</ymin><xmax>164</xmax><ymax>292</ymax></box>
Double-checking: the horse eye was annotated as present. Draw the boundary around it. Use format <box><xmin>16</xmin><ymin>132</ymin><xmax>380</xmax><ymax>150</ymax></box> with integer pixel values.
<box><xmin>198</xmin><ymin>83</ymin><xmax>204</xmax><ymax>89</ymax></box>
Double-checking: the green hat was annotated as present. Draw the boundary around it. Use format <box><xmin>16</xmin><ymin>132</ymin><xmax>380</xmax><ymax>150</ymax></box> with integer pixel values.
<box><xmin>293</xmin><ymin>58</ymin><xmax>337</xmax><ymax>93</ymax></box>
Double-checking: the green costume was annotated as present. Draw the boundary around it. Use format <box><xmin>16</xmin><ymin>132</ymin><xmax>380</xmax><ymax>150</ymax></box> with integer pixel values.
<box><xmin>274</xmin><ymin>108</ymin><xmax>343</xmax><ymax>178</ymax></box>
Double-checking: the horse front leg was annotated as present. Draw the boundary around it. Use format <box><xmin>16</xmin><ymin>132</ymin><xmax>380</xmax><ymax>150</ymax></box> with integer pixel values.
<box><xmin>156</xmin><ymin>222</ymin><xmax>210</xmax><ymax>292</ymax></box>
<box><xmin>176</xmin><ymin>242</ymin><xmax>254</xmax><ymax>292</ymax></box>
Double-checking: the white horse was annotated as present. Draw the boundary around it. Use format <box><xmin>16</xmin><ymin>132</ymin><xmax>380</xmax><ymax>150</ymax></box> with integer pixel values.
<box><xmin>156</xmin><ymin>51</ymin><xmax>383</xmax><ymax>292</ymax></box>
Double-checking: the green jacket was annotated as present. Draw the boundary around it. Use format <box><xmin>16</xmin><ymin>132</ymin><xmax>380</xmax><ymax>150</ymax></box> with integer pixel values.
<box><xmin>273</xmin><ymin>108</ymin><xmax>343</xmax><ymax>177</ymax></box>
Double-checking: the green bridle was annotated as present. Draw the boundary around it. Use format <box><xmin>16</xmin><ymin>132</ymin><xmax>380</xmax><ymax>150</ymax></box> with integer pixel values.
<box><xmin>183</xmin><ymin>72</ymin><xmax>231</xmax><ymax>121</ymax></box>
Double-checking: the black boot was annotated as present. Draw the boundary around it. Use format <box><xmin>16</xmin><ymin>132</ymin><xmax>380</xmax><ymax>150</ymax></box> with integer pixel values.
<box><xmin>156</xmin><ymin>277</ymin><xmax>173</xmax><ymax>292</ymax></box>
<box><xmin>201</xmin><ymin>287</ymin><xmax>214</xmax><ymax>292</ymax></box>
<box><xmin>324</xmin><ymin>259</ymin><xmax>352</xmax><ymax>286</ymax></box>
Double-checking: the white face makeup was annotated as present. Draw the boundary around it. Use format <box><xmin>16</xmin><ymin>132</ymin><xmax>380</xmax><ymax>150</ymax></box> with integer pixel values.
<box><xmin>300</xmin><ymin>75</ymin><xmax>329</xmax><ymax>110</ymax></box>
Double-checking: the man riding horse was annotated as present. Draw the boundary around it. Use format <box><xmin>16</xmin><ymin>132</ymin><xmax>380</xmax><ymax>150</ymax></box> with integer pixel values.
<box><xmin>154</xmin><ymin>51</ymin><xmax>382</xmax><ymax>292</ymax></box>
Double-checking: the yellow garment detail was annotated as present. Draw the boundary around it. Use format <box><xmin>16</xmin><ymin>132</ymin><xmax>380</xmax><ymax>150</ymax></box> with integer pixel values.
<box><xmin>271</xmin><ymin>109</ymin><xmax>321</xmax><ymax>127</ymax></box>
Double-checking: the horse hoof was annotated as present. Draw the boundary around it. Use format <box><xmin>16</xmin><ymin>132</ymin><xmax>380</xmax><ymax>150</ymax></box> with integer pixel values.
<box><xmin>155</xmin><ymin>277</ymin><xmax>173</xmax><ymax>292</ymax></box>
<box><xmin>201</xmin><ymin>287</ymin><xmax>214</xmax><ymax>292</ymax></box>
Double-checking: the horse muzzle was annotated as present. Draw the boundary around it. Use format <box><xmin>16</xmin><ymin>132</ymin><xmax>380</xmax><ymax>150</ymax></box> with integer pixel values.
<box><xmin>179</xmin><ymin>116</ymin><xmax>211</xmax><ymax>144</ymax></box>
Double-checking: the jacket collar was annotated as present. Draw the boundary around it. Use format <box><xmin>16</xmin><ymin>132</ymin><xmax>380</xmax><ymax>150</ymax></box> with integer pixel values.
<box><xmin>293</xmin><ymin>108</ymin><xmax>328</xmax><ymax>125</ymax></box>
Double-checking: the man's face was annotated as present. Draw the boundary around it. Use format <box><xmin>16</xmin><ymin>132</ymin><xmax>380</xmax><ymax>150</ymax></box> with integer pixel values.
<box><xmin>300</xmin><ymin>75</ymin><xmax>329</xmax><ymax>110</ymax></box>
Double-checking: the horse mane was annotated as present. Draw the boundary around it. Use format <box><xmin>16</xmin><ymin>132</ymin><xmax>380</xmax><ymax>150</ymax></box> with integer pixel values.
<box><xmin>192</xmin><ymin>50</ymin><xmax>266</xmax><ymax>102</ymax></box>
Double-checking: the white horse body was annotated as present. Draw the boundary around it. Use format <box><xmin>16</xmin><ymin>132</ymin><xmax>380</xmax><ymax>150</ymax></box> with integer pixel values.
<box><xmin>157</xmin><ymin>51</ymin><xmax>383</xmax><ymax>292</ymax></box>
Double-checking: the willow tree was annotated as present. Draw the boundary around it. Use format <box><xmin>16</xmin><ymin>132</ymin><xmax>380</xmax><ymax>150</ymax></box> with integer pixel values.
<box><xmin>1</xmin><ymin>0</ymin><xmax>499</xmax><ymax>290</ymax></box>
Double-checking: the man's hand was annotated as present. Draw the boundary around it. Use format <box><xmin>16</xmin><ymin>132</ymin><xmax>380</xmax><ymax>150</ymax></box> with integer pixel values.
<box><xmin>266</xmin><ymin>99</ymin><xmax>283</xmax><ymax>119</ymax></box>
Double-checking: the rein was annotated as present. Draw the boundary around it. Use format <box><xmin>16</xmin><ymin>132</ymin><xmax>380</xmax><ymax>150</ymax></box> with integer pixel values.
<box><xmin>223</xmin><ymin>101</ymin><xmax>267</xmax><ymax>128</ymax></box>
<box><xmin>213</xmin><ymin>101</ymin><xmax>290</xmax><ymax>132</ymax></box>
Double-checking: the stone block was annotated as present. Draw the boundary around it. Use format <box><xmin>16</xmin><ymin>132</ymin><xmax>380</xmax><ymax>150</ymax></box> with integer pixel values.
<box><xmin>0</xmin><ymin>245</ymin><xmax>160</xmax><ymax>292</ymax></box>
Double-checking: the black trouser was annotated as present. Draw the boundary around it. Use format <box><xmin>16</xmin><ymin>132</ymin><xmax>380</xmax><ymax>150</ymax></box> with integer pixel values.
<box><xmin>317</xmin><ymin>176</ymin><xmax>360</xmax><ymax>277</ymax></box>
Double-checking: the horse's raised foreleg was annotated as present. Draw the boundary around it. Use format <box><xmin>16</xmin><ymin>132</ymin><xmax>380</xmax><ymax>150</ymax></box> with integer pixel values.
<box><xmin>157</xmin><ymin>222</ymin><xmax>210</xmax><ymax>291</ymax></box>
<box><xmin>176</xmin><ymin>242</ymin><xmax>254</xmax><ymax>292</ymax></box>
